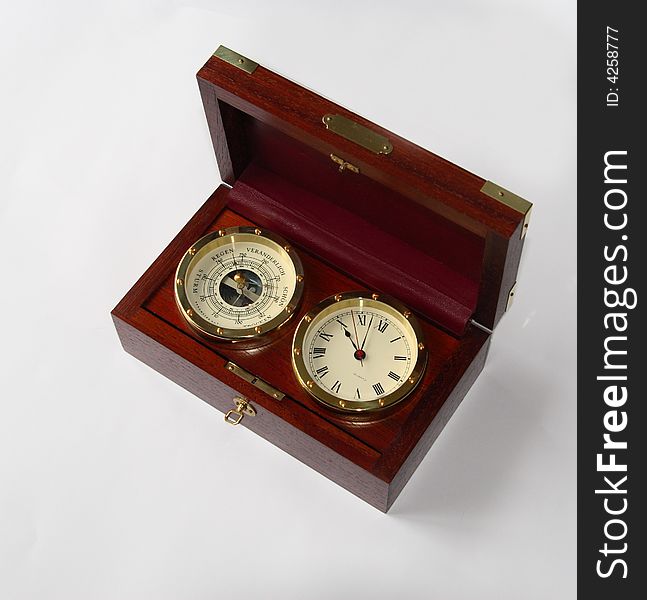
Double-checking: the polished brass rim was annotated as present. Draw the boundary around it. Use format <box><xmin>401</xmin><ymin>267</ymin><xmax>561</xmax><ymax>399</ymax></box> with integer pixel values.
<box><xmin>291</xmin><ymin>291</ymin><xmax>428</xmax><ymax>412</ymax></box>
<box><xmin>174</xmin><ymin>226</ymin><xmax>304</xmax><ymax>341</ymax></box>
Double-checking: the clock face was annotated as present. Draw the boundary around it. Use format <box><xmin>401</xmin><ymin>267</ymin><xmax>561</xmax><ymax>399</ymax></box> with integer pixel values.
<box><xmin>292</xmin><ymin>292</ymin><xmax>428</xmax><ymax>412</ymax></box>
<box><xmin>174</xmin><ymin>227</ymin><xmax>304</xmax><ymax>340</ymax></box>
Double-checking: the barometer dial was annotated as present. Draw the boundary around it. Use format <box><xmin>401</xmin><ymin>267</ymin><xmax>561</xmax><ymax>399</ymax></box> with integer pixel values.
<box><xmin>292</xmin><ymin>292</ymin><xmax>427</xmax><ymax>412</ymax></box>
<box><xmin>175</xmin><ymin>227</ymin><xmax>304</xmax><ymax>340</ymax></box>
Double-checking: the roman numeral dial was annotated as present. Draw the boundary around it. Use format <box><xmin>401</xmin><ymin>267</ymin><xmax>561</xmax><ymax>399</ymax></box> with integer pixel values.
<box><xmin>292</xmin><ymin>292</ymin><xmax>428</xmax><ymax>413</ymax></box>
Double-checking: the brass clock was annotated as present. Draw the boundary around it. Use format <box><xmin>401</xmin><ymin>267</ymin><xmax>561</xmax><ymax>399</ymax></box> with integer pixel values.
<box><xmin>292</xmin><ymin>292</ymin><xmax>428</xmax><ymax>412</ymax></box>
<box><xmin>175</xmin><ymin>227</ymin><xmax>304</xmax><ymax>341</ymax></box>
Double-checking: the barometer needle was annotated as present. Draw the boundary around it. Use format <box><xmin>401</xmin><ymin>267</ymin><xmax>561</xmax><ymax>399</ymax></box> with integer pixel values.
<box><xmin>221</xmin><ymin>276</ymin><xmax>260</xmax><ymax>302</ymax></box>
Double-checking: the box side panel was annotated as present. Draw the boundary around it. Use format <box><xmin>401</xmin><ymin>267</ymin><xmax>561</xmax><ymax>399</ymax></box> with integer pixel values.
<box><xmin>386</xmin><ymin>336</ymin><xmax>491</xmax><ymax>511</ymax></box>
<box><xmin>476</xmin><ymin>223</ymin><xmax>526</xmax><ymax>330</ymax></box>
<box><xmin>113</xmin><ymin>315</ymin><xmax>390</xmax><ymax>512</ymax></box>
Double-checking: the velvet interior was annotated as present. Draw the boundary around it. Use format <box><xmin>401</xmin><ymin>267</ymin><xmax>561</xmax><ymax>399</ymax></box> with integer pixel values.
<box><xmin>222</xmin><ymin>106</ymin><xmax>485</xmax><ymax>335</ymax></box>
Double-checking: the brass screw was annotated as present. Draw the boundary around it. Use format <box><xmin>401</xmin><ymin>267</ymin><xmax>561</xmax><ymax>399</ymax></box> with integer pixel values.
<box><xmin>255</xmin><ymin>326</ymin><xmax>262</xmax><ymax>334</ymax></box>
<box><xmin>284</xmin><ymin>245</ymin><xmax>291</xmax><ymax>253</ymax></box>
<box><xmin>188</xmin><ymin>248</ymin><xmax>196</xmax><ymax>256</ymax></box>
<box><xmin>339</xmin><ymin>400</ymin><xmax>346</xmax><ymax>408</ymax></box>
<box><xmin>334</xmin><ymin>294</ymin><xmax>342</xmax><ymax>302</ymax></box>
<box><xmin>372</xmin><ymin>293</ymin><xmax>379</xmax><ymax>300</ymax></box>
<box><xmin>285</xmin><ymin>306</ymin><xmax>292</xmax><ymax>314</ymax></box>
<box><xmin>307</xmin><ymin>380</ymin><xmax>314</xmax><ymax>388</ymax></box>
<box><xmin>218</xmin><ymin>229</ymin><xmax>226</xmax><ymax>236</ymax></box>
<box><xmin>186</xmin><ymin>308</ymin><xmax>193</xmax><ymax>317</ymax></box>
<box><xmin>227</xmin><ymin>364</ymin><xmax>234</xmax><ymax>371</ymax></box>
<box><xmin>254</xmin><ymin>228</ymin><xmax>262</xmax><ymax>235</ymax></box>
<box><xmin>273</xmin><ymin>393</ymin><xmax>280</xmax><ymax>399</ymax></box>
<box><xmin>383</xmin><ymin>144</ymin><xmax>389</xmax><ymax>151</ymax></box>
<box><xmin>409</xmin><ymin>376</ymin><xmax>416</xmax><ymax>384</ymax></box>
<box><xmin>216</xmin><ymin>327</ymin><xmax>223</xmax><ymax>335</ymax></box>
<box><xmin>304</xmin><ymin>315</ymin><xmax>312</xmax><ymax>323</ymax></box>
<box><xmin>403</xmin><ymin>310</ymin><xmax>411</xmax><ymax>319</ymax></box>
<box><xmin>238</xmin><ymin>58</ymin><xmax>244</xmax><ymax>64</ymax></box>
<box><xmin>176</xmin><ymin>278</ymin><xmax>183</xmax><ymax>286</ymax></box>
<box><xmin>296</xmin><ymin>274</ymin><xmax>304</xmax><ymax>283</ymax></box>
<box><xmin>498</xmin><ymin>191</ymin><xmax>504</xmax><ymax>197</ymax></box>
<box><xmin>294</xmin><ymin>347</ymin><xmax>301</xmax><ymax>356</ymax></box>
<box><xmin>418</xmin><ymin>342</ymin><xmax>425</xmax><ymax>350</ymax></box>
<box><xmin>379</xmin><ymin>399</ymin><xmax>384</xmax><ymax>407</ymax></box>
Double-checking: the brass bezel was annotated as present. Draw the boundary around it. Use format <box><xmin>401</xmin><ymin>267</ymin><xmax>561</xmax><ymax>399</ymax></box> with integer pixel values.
<box><xmin>292</xmin><ymin>291</ymin><xmax>428</xmax><ymax>413</ymax></box>
<box><xmin>174</xmin><ymin>227</ymin><xmax>304</xmax><ymax>341</ymax></box>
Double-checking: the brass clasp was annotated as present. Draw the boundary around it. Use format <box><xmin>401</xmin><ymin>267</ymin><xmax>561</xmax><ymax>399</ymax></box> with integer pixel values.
<box><xmin>330</xmin><ymin>153</ymin><xmax>360</xmax><ymax>174</ymax></box>
<box><xmin>224</xmin><ymin>396</ymin><xmax>256</xmax><ymax>426</ymax></box>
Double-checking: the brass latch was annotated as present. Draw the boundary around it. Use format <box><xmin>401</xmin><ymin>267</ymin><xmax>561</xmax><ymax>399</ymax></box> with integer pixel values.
<box><xmin>330</xmin><ymin>153</ymin><xmax>360</xmax><ymax>174</ymax></box>
<box><xmin>224</xmin><ymin>396</ymin><xmax>256</xmax><ymax>426</ymax></box>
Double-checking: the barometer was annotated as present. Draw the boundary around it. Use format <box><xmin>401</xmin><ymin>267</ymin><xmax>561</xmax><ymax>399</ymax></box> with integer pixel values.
<box><xmin>175</xmin><ymin>227</ymin><xmax>304</xmax><ymax>341</ymax></box>
<box><xmin>292</xmin><ymin>292</ymin><xmax>427</xmax><ymax>412</ymax></box>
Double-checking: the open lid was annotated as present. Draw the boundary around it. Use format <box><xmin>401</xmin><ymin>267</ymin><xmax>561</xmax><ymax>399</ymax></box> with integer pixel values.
<box><xmin>196</xmin><ymin>46</ymin><xmax>532</xmax><ymax>335</ymax></box>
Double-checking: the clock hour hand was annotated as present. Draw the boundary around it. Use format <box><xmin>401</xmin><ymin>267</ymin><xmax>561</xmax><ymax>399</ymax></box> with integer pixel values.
<box><xmin>342</xmin><ymin>310</ymin><xmax>365</xmax><ymax>364</ymax></box>
<box><xmin>338</xmin><ymin>320</ymin><xmax>358</xmax><ymax>350</ymax></box>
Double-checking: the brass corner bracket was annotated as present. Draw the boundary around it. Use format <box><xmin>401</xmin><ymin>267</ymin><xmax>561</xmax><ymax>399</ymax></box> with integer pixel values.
<box><xmin>213</xmin><ymin>45</ymin><xmax>258</xmax><ymax>74</ymax></box>
<box><xmin>481</xmin><ymin>181</ymin><xmax>532</xmax><ymax>239</ymax></box>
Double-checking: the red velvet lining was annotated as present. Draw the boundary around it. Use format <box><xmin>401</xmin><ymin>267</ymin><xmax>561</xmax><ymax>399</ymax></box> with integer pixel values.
<box><xmin>244</xmin><ymin>119</ymin><xmax>485</xmax><ymax>283</ymax></box>
<box><xmin>229</xmin><ymin>163</ymin><xmax>478</xmax><ymax>335</ymax></box>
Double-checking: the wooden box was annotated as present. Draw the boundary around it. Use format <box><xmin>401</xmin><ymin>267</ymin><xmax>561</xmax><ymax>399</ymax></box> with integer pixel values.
<box><xmin>112</xmin><ymin>46</ymin><xmax>531</xmax><ymax>512</ymax></box>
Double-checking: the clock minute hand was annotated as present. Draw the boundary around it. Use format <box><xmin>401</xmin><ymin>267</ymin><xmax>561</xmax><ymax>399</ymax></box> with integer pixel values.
<box><xmin>351</xmin><ymin>309</ymin><xmax>364</xmax><ymax>366</ymax></box>
<box><xmin>360</xmin><ymin>315</ymin><xmax>373</xmax><ymax>351</ymax></box>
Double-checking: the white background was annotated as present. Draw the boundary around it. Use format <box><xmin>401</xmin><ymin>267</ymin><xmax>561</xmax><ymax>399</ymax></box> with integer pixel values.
<box><xmin>0</xmin><ymin>1</ymin><xmax>576</xmax><ymax>598</ymax></box>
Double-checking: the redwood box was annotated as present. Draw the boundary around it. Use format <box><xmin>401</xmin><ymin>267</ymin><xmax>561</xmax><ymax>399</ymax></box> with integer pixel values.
<box><xmin>112</xmin><ymin>46</ymin><xmax>532</xmax><ymax>512</ymax></box>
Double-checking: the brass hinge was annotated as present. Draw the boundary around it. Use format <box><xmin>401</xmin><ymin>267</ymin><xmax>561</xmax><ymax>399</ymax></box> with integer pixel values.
<box><xmin>213</xmin><ymin>45</ymin><xmax>258</xmax><ymax>74</ymax></box>
<box><xmin>225</xmin><ymin>361</ymin><xmax>285</xmax><ymax>400</ymax></box>
<box><xmin>323</xmin><ymin>114</ymin><xmax>393</xmax><ymax>155</ymax></box>
<box><xmin>480</xmin><ymin>181</ymin><xmax>532</xmax><ymax>239</ymax></box>
<box><xmin>506</xmin><ymin>281</ymin><xmax>518</xmax><ymax>311</ymax></box>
